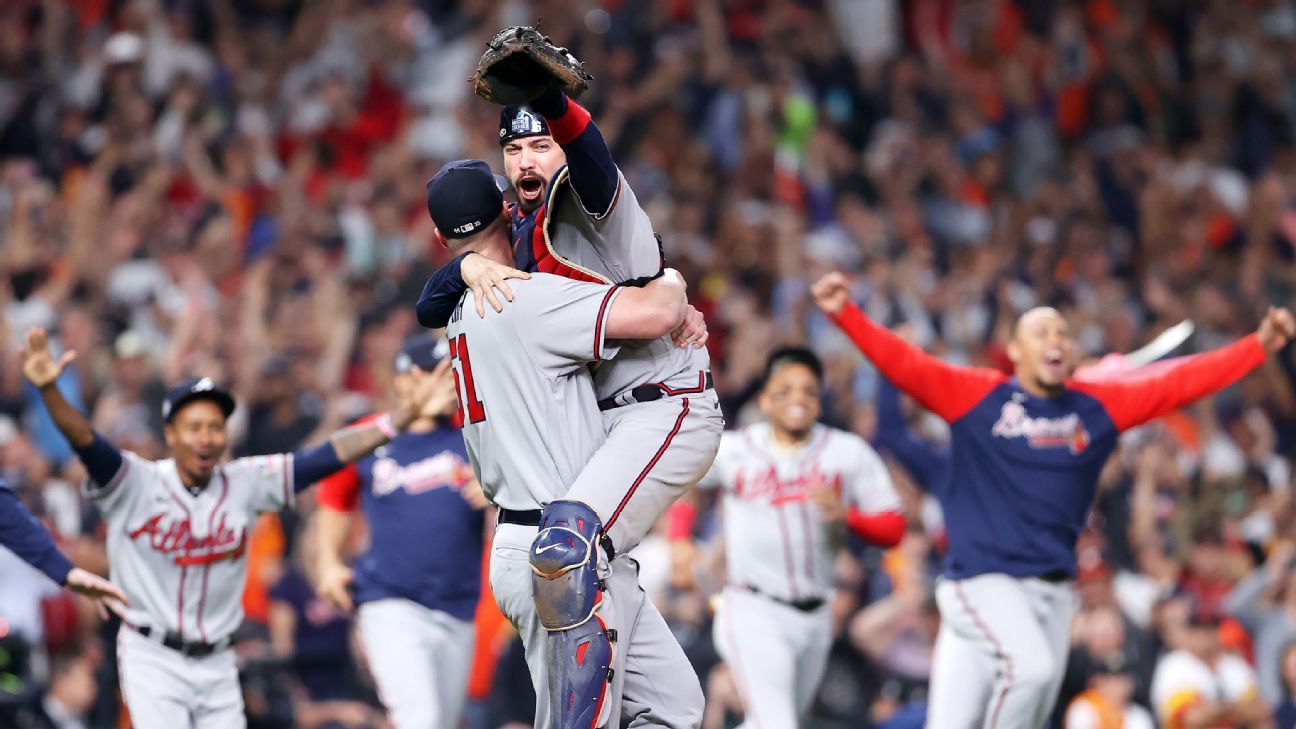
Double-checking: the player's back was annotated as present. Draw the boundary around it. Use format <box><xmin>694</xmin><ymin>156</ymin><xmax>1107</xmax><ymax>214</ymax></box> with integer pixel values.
<box><xmin>446</xmin><ymin>273</ymin><xmax>622</xmax><ymax>511</ymax></box>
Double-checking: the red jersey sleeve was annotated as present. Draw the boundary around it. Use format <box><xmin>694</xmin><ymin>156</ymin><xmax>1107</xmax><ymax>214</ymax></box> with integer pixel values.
<box><xmin>830</xmin><ymin>303</ymin><xmax>1006</xmax><ymax>422</ymax></box>
<box><xmin>316</xmin><ymin>463</ymin><xmax>361</xmax><ymax>511</ymax></box>
<box><xmin>845</xmin><ymin>509</ymin><xmax>906</xmax><ymax>548</ymax></box>
<box><xmin>1069</xmin><ymin>334</ymin><xmax>1267</xmax><ymax>432</ymax></box>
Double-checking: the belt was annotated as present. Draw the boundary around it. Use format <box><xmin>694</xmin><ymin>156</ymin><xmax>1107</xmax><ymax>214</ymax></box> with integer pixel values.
<box><xmin>497</xmin><ymin>508</ymin><xmax>617</xmax><ymax>560</ymax></box>
<box><xmin>1036</xmin><ymin>570</ymin><xmax>1072</xmax><ymax>584</ymax></box>
<box><xmin>597</xmin><ymin>372</ymin><xmax>713</xmax><ymax>412</ymax></box>
<box><xmin>128</xmin><ymin>623</ymin><xmax>230</xmax><ymax>658</ymax></box>
<box><xmin>738</xmin><ymin>585</ymin><xmax>826</xmax><ymax>613</ymax></box>
<box><xmin>497</xmin><ymin>508</ymin><xmax>542</xmax><ymax>527</ymax></box>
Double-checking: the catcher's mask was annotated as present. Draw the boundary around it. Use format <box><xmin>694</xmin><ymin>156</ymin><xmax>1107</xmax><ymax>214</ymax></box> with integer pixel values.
<box><xmin>499</xmin><ymin>105</ymin><xmax>552</xmax><ymax>146</ymax></box>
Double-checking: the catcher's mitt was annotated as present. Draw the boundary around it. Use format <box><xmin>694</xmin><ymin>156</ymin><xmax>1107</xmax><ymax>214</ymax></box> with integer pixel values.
<box><xmin>469</xmin><ymin>26</ymin><xmax>593</xmax><ymax>106</ymax></box>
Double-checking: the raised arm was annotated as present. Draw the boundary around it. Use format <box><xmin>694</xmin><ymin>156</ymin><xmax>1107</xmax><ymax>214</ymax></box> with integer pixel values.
<box><xmin>1070</xmin><ymin>307</ymin><xmax>1294</xmax><ymax>432</ymax></box>
<box><xmin>19</xmin><ymin>328</ymin><xmax>123</xmax><ymax>485</ymax></box>
<box><xmin>529</xmin><ymin>88</ymin><xmax>618</xmax><ymax>216</ymax></box>
<box><xmin>605</xmin><ymin>268</ymin><xmax>688</xmax><ymax>339</ymax></box>
<box><xmin>290</xmin><ymin>359</ymin><xmax>458</xmax><ymax>489</ymax></box>
<box><xmin>811</xmin><ymin>273</ymin><xmax>1004</xmax><ymax>423</ymax></box>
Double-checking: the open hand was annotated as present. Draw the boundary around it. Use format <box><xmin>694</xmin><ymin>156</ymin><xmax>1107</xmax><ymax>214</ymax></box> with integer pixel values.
<box><xmin>19</xmin><ymin>328</ymin><xmax>75</xmax><ymax>390</ymax></box>
<box><xmin>811</xmin><ymin>272</ymin><xmax>852</xmax><ymax>317</ymax></box>
<box><xmin>1258</xmin><ymin>306</ymin><xmax>1296</xmax><ymax>353</ymax></box>
<box><xmin>66</xmin><ymin>567</ymin><xmax>130</xmax><ymax>621</ymax></box>
<box><xmin>463</xmin><ymin>253</ymin><xmax>530</xmax><ymax>319</ymax></box>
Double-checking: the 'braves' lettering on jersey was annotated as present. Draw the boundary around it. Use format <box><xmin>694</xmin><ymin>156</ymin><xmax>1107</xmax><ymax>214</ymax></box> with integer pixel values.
<box><xmin>317</xmin><ymin>422</ymin><xmax>483</xmax><ymax>619</ymax></box>
<box><xmin>447</xmin><ymin>273</ymin><xmax>622</xmax><ymax>510</ymax></box>
<box><xmin>990</xmin><ymin>398</ymin><xmax>1090</xmax><ymax>454</ymax></box>
<box><xmin>86</xmin><ymin>452</ymin><xmax>293</xmax><ymax>642</ymax></box>
<box><xmin>830</xmin><ymin>302</ymin><xmax>1267</xmax><ymax>581</ymax></box>
<box><xmin>697</xmin><ymin>423</ymin><xmax>899</xmax><ymax>602</ymax></box>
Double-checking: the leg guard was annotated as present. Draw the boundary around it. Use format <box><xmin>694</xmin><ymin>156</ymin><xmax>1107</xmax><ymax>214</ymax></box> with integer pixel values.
<box><xmin>531</xmin><ymin>501</ymin><xmax>614</xmax><ymax>729</ymax></box>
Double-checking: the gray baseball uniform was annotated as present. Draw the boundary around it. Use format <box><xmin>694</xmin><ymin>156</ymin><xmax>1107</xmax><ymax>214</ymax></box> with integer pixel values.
<box><xmin>447</xmin><ymin>274</ymin><xmax>704</xmax><ymax>729</ymax></box>
<box><xmin>86</xmin><ymin>451</ymin><xmax>294</xmax><ymax>729</ymax></box>
<box><xmin>697</xmin><ymin>423</ymin><xmax>900</xmax><ymax>728</ymax></box>
<box><xmin>539</xmin><ymin>167</ymin><xmax>723</xmax><ymax>556</ymax></box>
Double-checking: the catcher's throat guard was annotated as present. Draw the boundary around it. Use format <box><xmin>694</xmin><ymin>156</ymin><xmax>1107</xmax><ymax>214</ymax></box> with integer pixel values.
<box><xmin>531</xmin><ymin>500</ymin><xmax>615</xmax><ymax>729</ymax></box>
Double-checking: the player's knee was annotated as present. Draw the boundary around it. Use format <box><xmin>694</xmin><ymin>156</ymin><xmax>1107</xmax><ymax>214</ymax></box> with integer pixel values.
<box><xmin>530</xmin><ymin>500</ymin><xmax>605</xmax><ymax>631</ymax></box>
<box><xmin>1009</xmin><ymin>648</ymin><xmax>1057</xmax><ymax>692</ymax></box>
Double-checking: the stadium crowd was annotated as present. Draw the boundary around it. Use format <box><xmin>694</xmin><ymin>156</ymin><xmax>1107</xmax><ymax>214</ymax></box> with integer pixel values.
<box><xmin>3</xmin><ymin>0</ymin><xmax>1296</xmax><ymax>727</ymax></box>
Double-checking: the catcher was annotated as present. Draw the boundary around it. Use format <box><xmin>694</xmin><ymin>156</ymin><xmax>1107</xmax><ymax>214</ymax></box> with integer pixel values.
<box><xmin>418</xmin><ymin>27</ymin><xmax>722</xmax><ymax>729</ymax></box>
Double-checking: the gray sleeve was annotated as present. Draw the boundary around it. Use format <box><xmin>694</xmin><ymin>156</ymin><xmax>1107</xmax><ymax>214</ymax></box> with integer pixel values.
<box><xmin>513</xmin><ymin>276</ymin><xmax>625</xmax><ymax>376</ymax></box>
<box><xmin>572</xmin><ymin>171</ymin><xmax>662</xmax><ymax>277</ymax></box>
<box><xmin>843</xmin><ymin>436</ymin><xmax>902</xmax><ymax>513</ymax></box>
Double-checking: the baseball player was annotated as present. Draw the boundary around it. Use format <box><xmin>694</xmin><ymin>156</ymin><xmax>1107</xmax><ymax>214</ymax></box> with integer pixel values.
<box><xmin>17</xmin><ymin>326</ymin><xmax>455</xmax><ymax>729</ymax></box>
<box><xmin>418</xmin><ymin>30</ymin><xmax>723</xmax><ymax>729</ymax></box>
<box><xmin>312</xmin><ymin>334</ymin><xmax>485</xmax><ymax>729</ymax></box>
<box><xmin>425</xmin><ymin>159</ymin><xmax>707</xmax><ymax>729</ymax></box>
<box><xmin>668</xmin><ymin>347</ymin><xmax>905</xmax><ymax>728</ymax></box>
<box><xmin>1</xmin><ymin>478</ymin><xmax>128</xmax><ymax>608</ymax></box>
<box><xmin>811</xmin><ymin>271</ymin><xmax>1295</xmax><ymax>729</ymax></box>
<box><xmin>415</xmin><ymin>32</ymin><xmax>722</xmax><ymax>563</ymax></box>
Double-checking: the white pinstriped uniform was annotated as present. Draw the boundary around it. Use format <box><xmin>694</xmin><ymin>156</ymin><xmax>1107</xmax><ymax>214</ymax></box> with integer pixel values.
<box><xmin>87</xmin><ymin>451</ymin><xmax>294</xmax><ymax>729</ymax></box>
<box><xmin>696</xmin><ymin>422</ymin><xmax>899</xmax><ymax>728</ymax></box>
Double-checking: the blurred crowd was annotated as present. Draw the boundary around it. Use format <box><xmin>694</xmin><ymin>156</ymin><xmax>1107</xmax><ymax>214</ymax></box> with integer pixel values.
<box><xmin>4</xmin><ymin>0</ymin><xmax>1296</xmax><ymax>727</ymax></box>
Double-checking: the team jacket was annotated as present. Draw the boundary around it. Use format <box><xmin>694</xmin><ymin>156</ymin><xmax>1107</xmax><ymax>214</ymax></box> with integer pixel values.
<box><xmin>316</xmin><ymin>420</ymin><xmax>483</xmax><ymax>620</ymax></box>
<box><xmin>831</xmin><ymin>303</ymin><xmax>1266</xmax><ymax>580</ymax></box>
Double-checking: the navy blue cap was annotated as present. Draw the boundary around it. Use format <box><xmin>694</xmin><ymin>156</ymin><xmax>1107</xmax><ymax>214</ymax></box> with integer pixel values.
<box><xmin>395</xmin><ymin>334</ymin><xmax>449</xmax><ymax>374</ymax></box>
<box><xmin>425</xmin><ymin>159</ymin><xmax>505</xmax><ymax>239</ymax></box>
<box><xmin>499</xmin><ymin>105</ymin><xmax>551</xmax><ymax>146</ymax></box>
<box><xmin>162</xmin><ymin>376</ymin><xmax>236</xmax><ymax>423</ymax></box>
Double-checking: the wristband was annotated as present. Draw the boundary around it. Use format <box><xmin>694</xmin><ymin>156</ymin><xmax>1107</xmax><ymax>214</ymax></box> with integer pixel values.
<box><xmin>375</xmin><ymin>413</ymin><xmax>398</xmax><ymax>440</ymax></box>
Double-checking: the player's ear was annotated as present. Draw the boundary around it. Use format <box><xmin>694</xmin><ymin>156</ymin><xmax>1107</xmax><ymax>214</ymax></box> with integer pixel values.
<box><xmin>162</xmin><ymin>424</ymin><xmax>177</xmax><ymax>450</ymax></box>
<box><xmin>1006</xmin><ymin>339</ymin><xmax>1022</xmax><ymax>365</ymax></box>
<box><xmin>432</xmin><ymin>227</ymin><xmax>449</xmax><ymax>249</ymax></box>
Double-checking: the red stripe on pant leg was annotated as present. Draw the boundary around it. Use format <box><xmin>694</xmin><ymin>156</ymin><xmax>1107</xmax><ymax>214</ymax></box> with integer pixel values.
<box><xmin>954</xmin><ymin>581</ymin><xmax>1013</xmax><ymax>729</ymax></box>
<box><xmin>604</xmin><ymin>398</ymin><xmax>690</xmax><ymax>532</ymax></box>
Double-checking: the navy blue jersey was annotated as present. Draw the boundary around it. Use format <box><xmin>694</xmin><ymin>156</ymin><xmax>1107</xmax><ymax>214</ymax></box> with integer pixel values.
<box><xmin>316</xmin><ymin>420</ymin><xmax>483</xmax><ymax>619</ymax></box>
<box><xmin>832</xmin><ymin>303</ymin><xmax>1267</xmax><ymax>580</ymax></box>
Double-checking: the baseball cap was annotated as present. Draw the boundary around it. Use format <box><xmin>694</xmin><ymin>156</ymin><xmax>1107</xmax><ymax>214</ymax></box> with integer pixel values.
<box><xmin>162</xmin><ymin>376</ymin><xmax>236</xmax><ymax>423</ymax></box>
<box><xmin>425</xmin><ymin>160</ymin><xmax>504</xmax><ymax>240</ymax></box>
<box><xmin>395</xmin><ymin>334</ymin><xmax>449</xmax><ymax>374</ymax></box>
<box><xmin>499</xmin><ymin>105</ymin><xmax>551</xmax><ymax>146</ymax></box>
